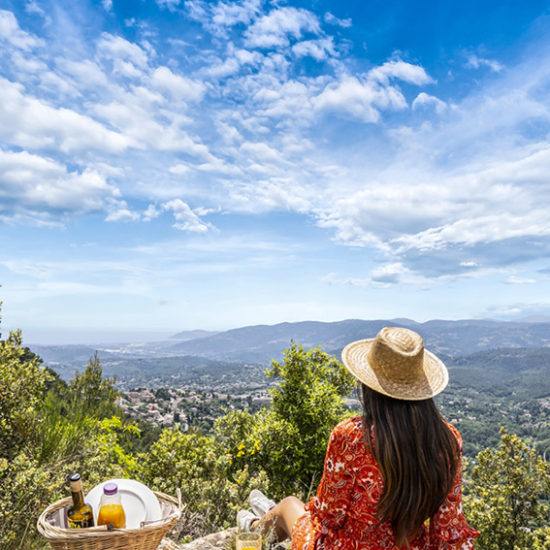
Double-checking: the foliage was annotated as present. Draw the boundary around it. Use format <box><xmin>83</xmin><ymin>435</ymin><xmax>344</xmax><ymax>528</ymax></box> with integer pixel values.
<box><xmin>464</xmin><ymin>428</ymin><xmax>550</xmax><ymax>550</ymax></box>
<box><xmin>140</xmin><ymin>426</ymin><xmax>268</xmax><ymax>539</ymax></box>
<box><xmin>69</xmin><ymin>351</ymin><xmax>120</xmax><ymax>419</ymax></box>
<box><xmin>0</xmin><ymin>330</ymin><xmax>51</xmax><ymax>460</ymax></box>
<box><xmin>0</xmin><ymin>317</ymin><xmax>138</xmax><ymax>550</ymax></box>
<box><xmin>216</xmin><ymin>343</ymin><xmax>355</xmax><ymax>499</ymax></box>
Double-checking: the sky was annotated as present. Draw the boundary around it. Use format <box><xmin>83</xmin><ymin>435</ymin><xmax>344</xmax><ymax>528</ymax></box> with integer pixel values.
<box><xmin>1</xmin><ymin>0</ymin><xmax>550</xmax><ymax>343</ymax></box>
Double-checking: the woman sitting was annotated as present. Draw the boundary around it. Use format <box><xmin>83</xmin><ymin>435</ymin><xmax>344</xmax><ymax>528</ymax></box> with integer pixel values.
<box><xmin>238</xmin><ymin>326</ymin><xmax>479</xmax><ymax>549</ymax></box>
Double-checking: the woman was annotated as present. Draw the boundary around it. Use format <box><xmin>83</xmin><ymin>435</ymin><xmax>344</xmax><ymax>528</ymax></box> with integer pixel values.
<box><xmin>238</xmin><ymin>326</ymin><xmax>479</xmax><ymax>549</ymax></box>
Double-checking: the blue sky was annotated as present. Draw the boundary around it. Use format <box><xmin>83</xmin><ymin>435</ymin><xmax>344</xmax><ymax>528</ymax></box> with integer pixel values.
<box><xmin>1</xmin><ymin>0</ymin><xmax>550</xmax><ymax>343</ymax></box>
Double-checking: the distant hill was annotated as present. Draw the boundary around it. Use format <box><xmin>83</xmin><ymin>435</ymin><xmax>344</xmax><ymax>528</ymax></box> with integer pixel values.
<box><xmin>446</xmin><ymin>347</ymin><xmax>550</xmax><ymax>399</ymax></box>
<box><xmin>168</xmin><ymin>318</ymin><xmax>550</xmax><ymax>363</ymax></box>
<box><xmin>171</xmin><ymin>330</ymin><xmax>219</xmax><ymax>341</ymax></box>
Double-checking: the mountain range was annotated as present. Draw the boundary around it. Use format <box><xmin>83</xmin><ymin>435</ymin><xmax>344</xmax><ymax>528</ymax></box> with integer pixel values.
<box><xmin>167</xmin><ymin>318</ymin><xmax>550</xmax><ymax>363</ymax></box>
<box><xmin>30</xmin><ymin>318</ymin><xmax>550</xmax><ymax>366</ymax></box>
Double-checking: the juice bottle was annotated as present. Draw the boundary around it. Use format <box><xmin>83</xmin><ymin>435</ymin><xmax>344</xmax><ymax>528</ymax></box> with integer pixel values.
<box><xmin>97</xmin><ymin>482</ymin><xmax>126</xmax><ymax>528</ymax></box>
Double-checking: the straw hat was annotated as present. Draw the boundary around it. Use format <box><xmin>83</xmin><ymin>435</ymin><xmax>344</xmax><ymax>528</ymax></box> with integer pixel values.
<box><xmin>341</xmin><ymin>327</ymin><xmax>448</xmax><ymax>400</ymax></box>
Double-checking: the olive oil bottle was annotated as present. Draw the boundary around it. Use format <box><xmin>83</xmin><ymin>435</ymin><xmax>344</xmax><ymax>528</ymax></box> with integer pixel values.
<box><xmin>67</xmin><ymin>473</ymin><xmax>95</xmax><ymax>528</ymax></box>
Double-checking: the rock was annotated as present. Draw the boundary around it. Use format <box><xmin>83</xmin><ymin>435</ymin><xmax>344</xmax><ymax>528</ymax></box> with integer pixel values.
<box><xmin>160</xmin><ymin>531</ymin><xmax>290</xmax><ymax>549</ymax></box>
<box><xmin>161</xmin><ymin>529</ymin><xmax>236</xmax><ymax>549</ymax></box>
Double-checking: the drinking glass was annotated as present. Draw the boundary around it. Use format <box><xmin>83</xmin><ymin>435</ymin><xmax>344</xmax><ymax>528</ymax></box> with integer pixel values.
<box><xmin>236</xmin><ymin>531</ymin><xmax>262</xmax><ymax>550</ymax></box>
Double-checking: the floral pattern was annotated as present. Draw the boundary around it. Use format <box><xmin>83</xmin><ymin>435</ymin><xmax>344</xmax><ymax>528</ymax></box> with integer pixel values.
<box><xmin>291</xmin><ymin>417</ymin><xmax>479</xmax><ymax>550</ymax></box>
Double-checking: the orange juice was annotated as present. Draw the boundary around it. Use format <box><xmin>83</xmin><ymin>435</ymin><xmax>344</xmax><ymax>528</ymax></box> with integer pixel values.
<box><xmin>236</xmin><ymin>533</ymin><xmax>261</xmax><ymax>549</ymax></box>
<box><xmin>96</xmin><ymin>482</ymin><xmax>126</xmax><ymax>528</ymax></box>
<box><xmin>97</xmin><ymin>503</ymin><xmax>126</xmax><ymax>528</ymax></box>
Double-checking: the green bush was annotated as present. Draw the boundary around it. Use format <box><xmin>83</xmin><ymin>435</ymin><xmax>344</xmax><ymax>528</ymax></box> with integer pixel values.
<box><xmin>464</xmin><ymin>429</ymin><xmax>550</xmax><ymax>550</ymax></box>
<box><xmin>140</xmin><ymin>426</ymin><xmax>268</xmax><ymax>539</ymax></box>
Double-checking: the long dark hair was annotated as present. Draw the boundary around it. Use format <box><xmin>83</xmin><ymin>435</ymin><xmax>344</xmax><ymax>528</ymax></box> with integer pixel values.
<box><xmin>360</xmin><ymin>384</ymin><xmax>459</xmax><ymax>547</ymax></box>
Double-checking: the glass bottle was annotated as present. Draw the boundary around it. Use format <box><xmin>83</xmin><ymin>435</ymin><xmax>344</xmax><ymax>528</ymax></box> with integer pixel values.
<box><xmin>97</xmin><ymin>482</ymin><xmax>126</xmax><ymax>529</ymax></box>
<box><xmin>66</xmin><ymin>473</ymin><xmax>95</xmax><ymax>528</ymax></box>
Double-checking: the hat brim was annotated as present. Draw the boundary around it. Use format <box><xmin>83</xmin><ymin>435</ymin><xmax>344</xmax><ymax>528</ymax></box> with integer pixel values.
<box><xmin>341</xmin><ymin>338</ymin><xmax>449</xmax><ymax>401</ymax></box>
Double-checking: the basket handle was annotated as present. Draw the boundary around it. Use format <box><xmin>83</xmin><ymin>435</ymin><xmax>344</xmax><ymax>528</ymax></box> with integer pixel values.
<box><xmin>140</xmin><ymin>488</ymin><xmax>184</xmax><ymax>528</ymax></box>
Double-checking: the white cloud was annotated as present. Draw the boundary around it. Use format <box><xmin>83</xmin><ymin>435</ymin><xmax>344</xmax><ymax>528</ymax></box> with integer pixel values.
<box><xmin>162</xmin><ymin>199</ymin><xmax>210</xmax><ymax>232</ymax></box>
<box><xmin>203</xmin><ymin>56</ymin><xmax>241</xmax><ymax>79</ymax></box>
<box><xmin>105</xmin><ymin>203</ymin><xmax>140</xmax><ymax>222</ymax></box>
<box><xmin>466</xmin><ymin>54</ymin><xmax>503</xmax><ymax>72</ymax></box>
<box><xmin>196</xmin><ymin>157</ymin><xmax>242</xmax><ymax>175</ymax></box>
<box><xmin>412</xmin><ymin>92</ymin><xmax>447</xmax><ymax>114</ymax></box>
<box><xmin>150</xmin><ymin>66</ymin><xmax>206</xmax><ymax>101</ymax></box>
<box><xmin>292</xmin><ymin>38</ymin><xmax>337</xmax><ymax>61</ymax></box>
<box><xmin>368</xmin><ymin>60</ymin><xmax>434</xmax><ymax>86</ymax></box>
<box><xmin>56</xmin><ymin>59</ymin><xmax>111</xmax><ymax>91</ymax></box>
<box><xmin>169</xmin><ymin>163</ymin><xmax>191</xmax><ymax>175</ymax></box>
<box><xmin>313</xmin><ymin>76</ymin><xmax>405</xmax><ymax>122</ymax></box>
<box><xmin>211</xmin><ymin>0</ymin><xmax>261</xmax><ymax>28</ymax></box>
<box><xmin>370</xmin><ymin>262</ymin><xmax>409</xmax><ymax>285</ymax></box>
<box><xmin>324</xmin><ymin>12</ymin><xmax>352</xmax><ymax>28</ymax></box>
<box><xmin>92</xmin><ymin>100</ymin><xmax>210</xmax><ymax>154</ymax></box>
<box><xmin>143</xmin><ymin>204</ymin><xmax>161</xmax><ymax>221</ymax></box>
<box><xmin>240</xmin><ymin>141</ymin><xmax>283</xmax><ymax>162</ymax></box>
<box><xmin>25</xmin><ymin>1</ymin><xmax>47</xmax><ymax>18</ymax></box>
<box><xmin>96</xmin><ymin>33</ymin><xmax>149</xmax><ymax>69</ymax></box>
<box><xmin>0</xmin><ymin>78</ymin><xmax>132</xmax><ymax>153</ymax></box>
<box><xmin>11</xmin><ymin>50</ymin><xmax>48</xmax><ymax>74</ymax></box>
<box><xmin>102</xmin><ymin>0</ymin><xmax>113</xmax><ymax>12</ymax></box>
<box><xmin>216</xmin><ymin>120</ymin><xmax>243</xmax><ymax>143</ymax></box>
<box><xmin>0</xmin><ymin>149</ymin><xmax>119</xmax><ymax>213</ymax></box>
<box><xmin>244</xmin><ymin>7</ymin><xmax>321</xmax><ymax>49</ymax></box>
<box><xmin>0</xmin><ymin>9</ymin><xmax>43</xmax><ymax>50</ymax></box>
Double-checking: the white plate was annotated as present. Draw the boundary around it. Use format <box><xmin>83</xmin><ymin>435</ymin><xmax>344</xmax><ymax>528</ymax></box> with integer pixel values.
<box><xmin>85</xmin><ymin>479</ymin><xmax>162</xmax><ymax>529</ymax></box>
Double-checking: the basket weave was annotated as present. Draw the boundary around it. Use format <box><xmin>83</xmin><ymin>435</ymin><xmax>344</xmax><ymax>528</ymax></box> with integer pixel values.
<box><xmin>37</xmin><ymin>490</ymin><xmax>182</xmax><ymax>550</ymax></box>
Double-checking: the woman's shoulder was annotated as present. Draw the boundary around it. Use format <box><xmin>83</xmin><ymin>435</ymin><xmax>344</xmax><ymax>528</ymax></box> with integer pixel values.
<box><xmin>443</xmin><ymin>420</ymin><xmax>463</xmax><ymax>450</ymax></box>
<box><xmin>332</xmin><ymin>416</ymin><xmax>364</xmax><ymax>441</ymax></box>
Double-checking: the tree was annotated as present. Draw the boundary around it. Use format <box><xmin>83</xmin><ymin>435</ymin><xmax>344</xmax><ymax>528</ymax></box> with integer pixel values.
<box><xmin>216</xmin><ymin>344</ymin><xmax>355</xmax><ymax>499</ymax></box>
<box><xmin>0</xmin><ymin>329</ymin><xmax>51</xmax><ymax>460</ymax></box>
<box><xmin>464</xmin><ymin>429</ymin><xmax>550</xmax><ymax>550</ymax></box>
<box><xmin>0</xmin><ymin>308</ymin><xmax>138</xmax><ymax>549</ymax></box>
<box><xmin>69</xmin><ymin>351</ymin><xmax>119</xmax><ymax>419</ymax></box>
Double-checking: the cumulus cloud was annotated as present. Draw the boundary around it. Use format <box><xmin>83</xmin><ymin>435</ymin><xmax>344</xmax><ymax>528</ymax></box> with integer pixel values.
<box><xmin>244</xmin><ymin>7</ymin><xmax>321</xmax><ymax>49</ymax></box>
<box><xmin>369</xmin><ymin>60</ymin><xmax>434</xmax><ymax>86</ymax></box>
<box><xmin>292</xmin><ymin>37</ymin><xmax>337</xmax><ymax>61</ymax></box>
<box><xmin>323</xmin><ymin>12</ymin><xmax>352</xmax><ymax>28</ymax></box>
<box><xmin>0</xmin><ymin>149</ymin><xmax>119</xmax><ymax>214</ymax></box>
<box><xmin>105</xmin><ymin>204</ymin><xmax>140</xmax><ymax>222</ymax></box>
<box><xmin>0</xmin><ymin>78</ymin><xmax>132</xmax><ymax>153</ymax></box>
<box><xmin>162</xmin><ymin>199</ymin><xmax>210</xmax><ymax>232</ymax></box>
<box><xmin>313</xmin><ymin>75</ymin><xmax>405</xmax><ymax>122</ymax></box>
<box><xmin>97</xmin><ymin>32</ymin><xmax>149</xmax><ymax>69</ymax></box>
<box><xmin>211</xmin><ymin>0</ymin><xmax>261</xmax><ymax>28</ymax></box>
<box><xmin>143</xmin><ymin>204</ymin><xmax>161</xmax><ymax>221</ymax></box>
<box><xmin>150</xmin><ymin>66</ymin><xmax>206</xmax><ymax>101</ymax></box>
<box><xmin>0</xmin><ymin>9</ymin><xmax>44</xmax><ymax>50</ymax></box>
<box><xmin>412</xmin><ymin>92</ymin><xmax>447</xmax><ymax>114</ymax></box>
<box><xmin>3</xmin><ymin>1</ymin><xmax>549</xmax><ymax>294</ymax></box>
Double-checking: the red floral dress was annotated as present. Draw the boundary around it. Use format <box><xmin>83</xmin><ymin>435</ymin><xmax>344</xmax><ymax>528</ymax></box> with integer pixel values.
<box><xmin>291</xmin><ymin>417</ymin><xmax>479</xmax><ymax>550</ymax></box>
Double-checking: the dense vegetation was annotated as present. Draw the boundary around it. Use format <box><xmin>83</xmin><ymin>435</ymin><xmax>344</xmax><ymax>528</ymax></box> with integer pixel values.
<box><xmin>1</xmin><ymin>308</ymin><xmax>549</xmax><ymax>549</ymax></box>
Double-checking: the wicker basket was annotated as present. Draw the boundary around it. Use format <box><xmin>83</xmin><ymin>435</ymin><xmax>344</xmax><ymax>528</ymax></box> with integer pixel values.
<box><xmin>37</xmin><ymin>490</ymin><xmax>182</xmax><ymax>550</ymax></box>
